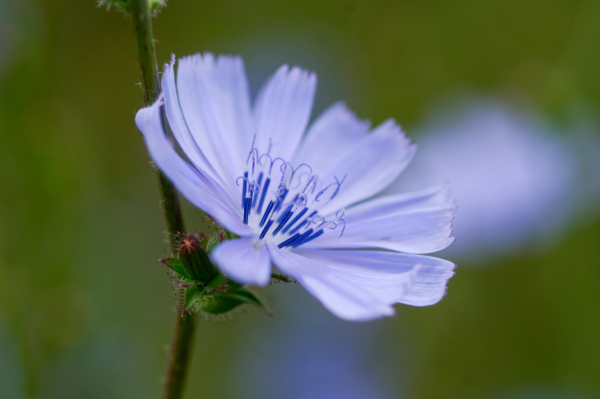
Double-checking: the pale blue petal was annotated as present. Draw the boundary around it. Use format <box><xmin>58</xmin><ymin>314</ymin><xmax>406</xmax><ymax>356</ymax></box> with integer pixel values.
<box><xmin>293</xmin><ymin>248</ymin><xmax>456</xmax><ymax>307</ymax></box>
<box><xmin>348</xmin><ymin>184</ymin><xmax>453</xmax><ymax>218</ymax></box>
<box><xmin>305</xmin><ymin>185</ymin><xmax>455</xmax><ymax>254</ymax></box>
<box><xmin>161</xmin><ymin>58</ymin><xmax>232</xmax><ymax>196</ymax></box>
<box><xmin>175</xmin><ymin>55</ymin><xmax>227</xmax><ymax>180</ymax></box>
<box><xmin>318</xmin><ymin>120</ymin><xmax>417</xmax><ymax>216</ymax></box>
<box><xmin>175</xmin><ymin>54</ymin><xmax>253</xmax><ymax>194</ymax></box>
<box><xmin>292</xmin><ymin>102</ymin><xmax>371</xmax><ymax>173</ymax></box>
<box><xmin>305</xmin><ymin>208</ymin><xmax>454</xmax><ymax>254</ymax></box>
<box><xmin>187</xmin><ymin>54</ymin><xmax>254</xmax><ymax>183</ymax></box>
<box><xmin>211</xmin><ymin>238</ymin><xmax>272</xmax><ymax>286</ymax></box>
<box><xmin>253</xmin><ymin>65</ymin><xmax>317</xmax><ymax>162</ymax></box>
<box><xmin>268</xmin><ymin>245</ymin><xmax>397</xmax><ymax>321</ymax></box>
<box><xmin>135</xmin><ymin>99</ymin><xmax>253</xmax><ymax>237</ymax></box>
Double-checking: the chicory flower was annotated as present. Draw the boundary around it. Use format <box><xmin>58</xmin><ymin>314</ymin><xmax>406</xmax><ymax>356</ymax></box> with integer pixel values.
<box><xmin>135</xmin><ymin>53</ymin><xmax>455</xmax><ymax>321</ymax></box>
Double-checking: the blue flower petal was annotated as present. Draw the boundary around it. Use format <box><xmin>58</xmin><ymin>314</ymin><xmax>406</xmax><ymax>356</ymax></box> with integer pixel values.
<box><xmin>268</xmin><ymin>245</ymin><xmax>397</xmax><ymax>321</ymax></box>
<box><xmin>254</xmin><ymin>65</ymin><xmax>317</xmax><ymax>162</ymax></box>
<box><xmin>211</xmin><ymin>238</ymin><xmax>271</xmax><ymax>286</ymax></box>
<box><xmin>135</xmin><ymin>98</ymin><xmax>253</xmax><ymax>237</ymax></box>
<box><xmin>317</xmin><ymin>119</ymin><xmax>417</xmax><ymax>216</ymax></box>
<box><xmin>304</xmin><ymin>185</ymin><xmax>455</xmax><ymax>254</ymax></box>
<box><xmin>291</xmin><ymin>248</ymin><xmax>456</xmax><ymax>308</ymax></box>
<box><xmin>162</xmin><ymin>56</ymin><xmax>232</xmax><ymax>195</ymax></box>
<box><xmin>292</xmin><ymin>102</ymin><xmax>371</xmax><ymax>173</ymax></box>
<box><xmin>175</xmin><ymin>54</ymin><xmax>254</xmax><ymax>192</ymax></box>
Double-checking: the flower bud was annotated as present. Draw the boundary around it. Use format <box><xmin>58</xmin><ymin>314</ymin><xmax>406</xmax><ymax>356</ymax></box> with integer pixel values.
<box><xmin>178</xmin><ymin>234</ymin><xmax>219</xmax><ymax>284</ymax></box>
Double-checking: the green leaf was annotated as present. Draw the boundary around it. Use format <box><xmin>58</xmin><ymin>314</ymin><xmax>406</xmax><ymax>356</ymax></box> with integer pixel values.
<box><xmin>160</xmin><ymin>258</ymin><xmax>191</xmax><ymax>280</ymax></box>
<box><xmin>230</xmin><ymin>288</ymin><xmax>274</xmax><ymax>316</ymax></box>
<box><xmin>196</xmin><ymin>288</ymin><xmax>273</xmax><ymax>316</ymax></box>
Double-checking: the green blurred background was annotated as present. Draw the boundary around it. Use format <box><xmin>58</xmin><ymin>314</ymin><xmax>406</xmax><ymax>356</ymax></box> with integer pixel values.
<box><xmin>0</xmin><ymin>0</ymin><xmax>599</xmax><ymax>398</ymax></box>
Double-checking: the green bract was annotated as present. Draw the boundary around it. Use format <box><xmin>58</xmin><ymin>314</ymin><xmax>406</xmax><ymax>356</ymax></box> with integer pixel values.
<box><xmin>161</xmin><ymin>233</ymin><xmax>274</xmax><ymax>317</ymax></box>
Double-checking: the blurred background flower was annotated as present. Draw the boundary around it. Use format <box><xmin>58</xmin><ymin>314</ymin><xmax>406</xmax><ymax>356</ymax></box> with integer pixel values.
<box><xmin>0</xmin><ymin>0</ymin><xmax>599</xmax><ymax>398</ymax></box>
<box><xmin>385</xmin><ymin>99</ymin><xmax>587</xmax><ymax>262</ymax></box>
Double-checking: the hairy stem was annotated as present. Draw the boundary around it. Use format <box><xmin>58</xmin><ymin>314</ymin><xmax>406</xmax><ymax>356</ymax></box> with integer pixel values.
<box><xmin>129</xmin><ymin>1</ymin><xmax>196</xmax><ymax>398</ymax></box>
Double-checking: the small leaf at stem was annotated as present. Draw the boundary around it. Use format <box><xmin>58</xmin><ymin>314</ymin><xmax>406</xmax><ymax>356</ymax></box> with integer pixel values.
<box><xmin>196</xmin><ymin>288</ymin><xmax>274</xmax><ymax>317</ymax></box>
<box><xmin>160</xmin><ymin>258</ymin><xmax>191</xmax><ymax>280</ymax></box>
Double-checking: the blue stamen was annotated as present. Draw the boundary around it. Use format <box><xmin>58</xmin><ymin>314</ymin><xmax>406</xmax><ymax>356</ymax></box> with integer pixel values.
<box><xmin>252</xmin><ymin>172</ymin><xmax>264</xmax><ymax>209</ymax></box>
<box><xmin>259</xmin><ymin>220</ymin><xmax>274</xmax><ymax>239</ymax></box>
<box><xmin>292</xmin><ymin>229</ymin><xmax>324</xmax><ymax>247</ymax></box>
<box><xmin>281</xmin><ymin>207</ymin><xmax>308</xmax><ymax>234</ymax></box>
<box><xmin>257</xmin><ymin>177</ymin><xmax>270</xmax><ymax>214</ymax></box>
<box><xmin>288</xmin><ymin>211</ymin><xmax>317</xmax><ymax>235</ymax></box>
<box><xmin>272</xmin><ymin>209</ymin><xmax>294</xmax><ymax>236</ymax></box>
<box><xmin>238</xmin><ymin>153</ymin><xmax>336</xmax><ymax>249</ymax></box>
<box><xmin>277</xmin><ymin>232</ymin><xmax>301</xmax><ymax>248</ymax></box>
<box><xmin>276</xmin><ymin>195</ymin><xmax>299</xmax><ymax>223</ymax></box>
<box><xmin>243</xmin><ymin>193</ymin><xmax>252</xmax><ymax>225</ymax></box>
<box><xmin>288</xmin><ymin>220</ymin><xmax>307</xmax><ymax>235</ymax></box>
<box><xmin>259</xmin><ymin>201</ymin><xmax>274</xmax><ymax>227</ymax></box>
<box><xmin>287</xmin><ymin>229</ymin><xmax>314</xmax><ymax>248</ymax></box>
<box><xmin>241</xmin><ymin>171</ymin><xmax>248</xmax><ymax>207</ymax></box>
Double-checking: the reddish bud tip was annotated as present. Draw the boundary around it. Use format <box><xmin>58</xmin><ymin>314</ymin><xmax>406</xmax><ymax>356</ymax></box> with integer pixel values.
<box><xmin>178</xmin><ymin>234</ymin><xmax>202</xmax><ymax>256</ymax></box>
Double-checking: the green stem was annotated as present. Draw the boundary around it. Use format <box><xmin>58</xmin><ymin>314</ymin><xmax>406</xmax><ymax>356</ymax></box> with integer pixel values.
<box><xmin>129</xmin><ymin>1</ymin><xmax>196</xmax><ymax>398</ymax></box>
<box><xmin>163</xmin><ymin>313</ymin><xmax>196</xmax><ymax>399</ymax></box>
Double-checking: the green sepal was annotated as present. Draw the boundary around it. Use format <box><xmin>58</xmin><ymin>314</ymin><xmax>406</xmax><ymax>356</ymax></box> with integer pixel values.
<box><xmin>224</xmin><ymin>231</ymin><xmax>238</xmax><ymax>240</ymax></box>
<box><xmin>224</xmin><ymin>280</ymin><xmax>242</xmax><ymax>290</ymax></box>
<box><xmin>271</xmin><ymin>273</ymin><xmax>293</xmax><ymax>283</ymax></box>
<box><xmin>206</xmin><ymin>237</ymin><xmax>222</xmax><ymax>253</ymax></box>
<box><xmin>184</xmin><ymin>285</ymin><xmax>204</xmax><ymax>311</ymax></box>
<box><xmin>196</xmin><ymin>287</ymin><xmax>273</xmax><ymax>317</ymax></box>
<box><xmin>206</xmin><ymin>273</ymin><xmax>225</xmax><ymax>290</ymax></box>
<box><xmin>160</xmin><ymin>258</ymin><xmax>191</xmax><ymax>280</ymax></box>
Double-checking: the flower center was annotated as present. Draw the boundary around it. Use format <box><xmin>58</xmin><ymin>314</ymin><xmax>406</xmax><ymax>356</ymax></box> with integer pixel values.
<box><xmin>237</xmin><ymin>140</ymin><xmax>346</xmax><ymax>249</ymax></box>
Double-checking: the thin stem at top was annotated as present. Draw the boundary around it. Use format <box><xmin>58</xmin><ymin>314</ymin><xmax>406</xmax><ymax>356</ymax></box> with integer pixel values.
<box><xmin>128</xmin><ymin>1</ymin><xmax>197</xmax><ymax>399</ymax></box>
